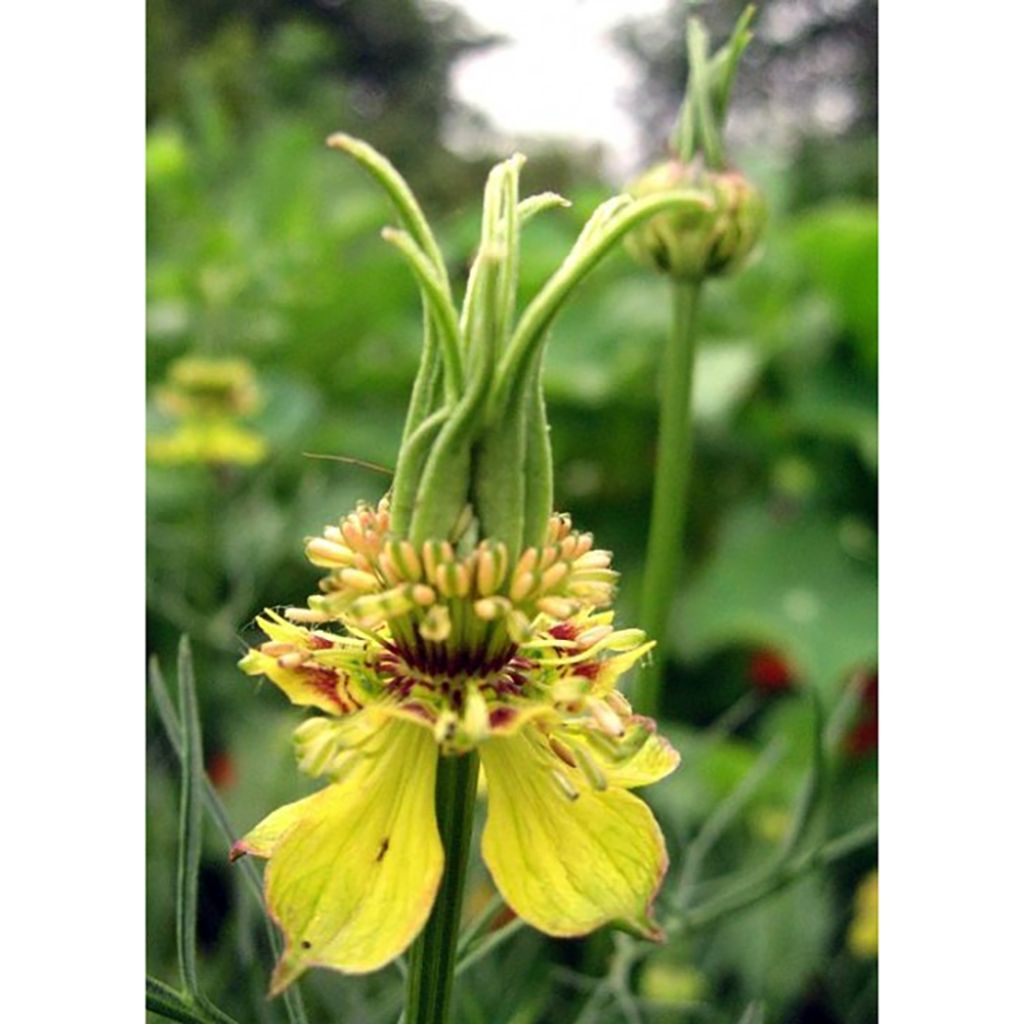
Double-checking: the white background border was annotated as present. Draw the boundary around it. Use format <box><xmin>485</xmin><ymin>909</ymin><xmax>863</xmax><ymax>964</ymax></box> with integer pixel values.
<box><xmin>3</xmin><ymin>2</ymin><xmax>1023</xmax><ymax>1019</ymax></box>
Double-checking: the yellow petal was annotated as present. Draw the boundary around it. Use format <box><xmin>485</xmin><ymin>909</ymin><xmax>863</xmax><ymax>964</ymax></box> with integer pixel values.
<box><xmin>480</xmin><ymin>729</ymin><xmax>668</xmax><ymax>940</ymax></box>
<box><xmin>234</xmin><ymin>719</ymin><xmax>443</xmax><ymax>991</ymax></box>
<box><xmin>562</xmin><ymin>716</ymin><xmax>680</xmax><ymax>789</ymax></box>
<box><xmin>229</xmin><ymin>788</ymin><xmax>334</xmax><ymax>861</ymax></box>
<box><xmin>239</xmin><ymin>612</ymin><xmax>349</xmax><ymax>715</ymax></box>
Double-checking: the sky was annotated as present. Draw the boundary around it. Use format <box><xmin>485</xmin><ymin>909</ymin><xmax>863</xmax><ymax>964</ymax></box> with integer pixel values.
<box><xmin>448</xmin><ymin>0</ymin><xmax>671</xmax><ymax>177</ymax></box>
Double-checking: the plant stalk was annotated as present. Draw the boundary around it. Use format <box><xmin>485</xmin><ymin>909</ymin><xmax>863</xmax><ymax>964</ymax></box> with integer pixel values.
<box><xmin>634</xmin><ymin>279</ymin><xmax>702</xmax><ymax>714</ymax></box>
<box><xmin>405</xmin><ymin>750</ymin><xmax>479</xmax><ymax>1024</ymax></box>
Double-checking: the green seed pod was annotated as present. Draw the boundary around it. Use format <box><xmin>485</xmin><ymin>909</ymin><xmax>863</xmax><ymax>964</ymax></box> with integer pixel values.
<box><xmin>624</xmin><ymin>159</ymin><xmax>765</xmax><ymax>281</ymax></box>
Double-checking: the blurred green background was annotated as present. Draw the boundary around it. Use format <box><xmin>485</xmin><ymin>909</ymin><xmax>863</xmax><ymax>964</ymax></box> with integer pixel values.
<box><xmin>146</xmin><ymin>1</ymin><xmax>878</xmax><ymax>1021</ymax></box>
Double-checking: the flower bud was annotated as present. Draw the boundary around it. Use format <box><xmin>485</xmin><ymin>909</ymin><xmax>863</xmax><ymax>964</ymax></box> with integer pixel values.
<box><xmin>624</xmin><ymin>159</ymin><xmax>765</xmax><ymax>281</ymax></box>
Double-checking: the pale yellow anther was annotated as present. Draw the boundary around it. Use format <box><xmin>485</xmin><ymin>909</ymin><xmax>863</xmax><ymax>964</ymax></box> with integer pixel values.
<box><xmin>546</xmin><ymin>515</ymin><xmax>567</xmax><ymax>544</ymax></box>
<box><xmin>474</xmin><ymin>598</ymin><xmax>499</xmax><ymax>620</ymax></box>
<box><xmin>306</xmin><ymin>537</ymin><xmax>355</xmax><ymax>567</ymax></box>
<box><xmin>539</xmin><ymin>562</ymin><xmax>569</xmax><ymax>591</ymax></box>
<box><xmin>454</xmin><ymin>562</ymin><xmax>471</xmax><ymax>597</ymax></box>
<box><xmin>568</xmin><ymin>579</ymin><xmax>615</xmax><ymax>601</ymax></box>
<box><xmin>509</xmin><ymin>570</ymin><xmax>536</xmax><ymax>603</ymax></box>
<box><xmin>550</xmin><ymin>768</ymin><xmax>580</xmax><ymax>801</ymax></box>
<box><xmin>574</xmin><ymin>744</ymin><xmax>608</xmax><ymax>791</ymax></box>
<box><xmin>435</xmin><ymin>563</ymin><xmax>457</xmax><ymax>598</ymax></box>
<box><xmin>398</xmin><ymin>540</ymin><xmax>422</xmax><ymax>580</ymax></box>
<box><xmin>476</xmin><ymin>549</ymin><xmax>498</xmax><ymax>595</ymax></box>
<box><xmin>353</xmin><ymin>553</ymin><xmax>375</xmax><ymax>574</ymax></box>
<box><xmin>575</xmin><ymin>550</ymin><xmax>612</xmax><ymax>570</ymax></box>
<box><xmin>515</xmin><ymin>548</ymin><xmax>539</xmax><ymax>576</ymax></box>
<box><xmin>411</xmin><ymin>584</ymin><xmax>436</xmax><ymax>606</ymax></box>
<box><xmin>589</xmin><ymin>699</ymin><xmax>625</xmax><ymax>738</ymax></box>
<box><xmin>538</xmin><ymin>546</ymin><xmax>560</xmax><ymax>572</ymax></box>
<box><xmin>339</xmin><ymin>568</ymin><xmax>381</xmax><ymax>593</ymax></box>
<box><xmin>377</xmin><ymin>553</ymin><xmax>402</xmax><ymax>587</ymax></box>
<box><xmin>277</xmin><ymin>651</ymin><xmax>306</xmax><ymax>670</ymax></box>
<box><xmin>323</xmin><ymin>525</ymin><xmax>344</xmax><ymax>544</ymax></box>
<box><xmin>260</xmin><ymin>641</ymin><xmax>295</xmax><ymax>657</ymax></box>
<box><xmin>576</xmin><ymin>625</ymin><xmax>614</xmax><ymax>648</ymax></box>
<box><xmin>283</xmin><ymin>607</ymin><xmax>331</xmax><ymax>624</ymax></box>
<box><xmin>548</xmin><ymin>734</ymin><xmax>578</xmax><ymax>768</ymax></box>
<box><xmin>537</xmin><ymin>596</ymin><xmax>576</xmax><ymax>619</ymax></box>
<box><xmin>341</xmin><ymin>520</ymin><xmax>363</xmax><ymax>550</ymax></box>
<box><xmin>421</xmin><ymin>542</ymin><xmax>442</xmax><ymax>583</ymax></box>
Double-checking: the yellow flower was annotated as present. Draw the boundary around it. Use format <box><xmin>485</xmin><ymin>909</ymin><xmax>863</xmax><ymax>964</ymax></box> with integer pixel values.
<box><xmin>155</xmin><ymin>355</ymin><xmax>262</xmax><ymax>419</ymax></box>
<box><xmin>146</xmin><ymin>418</ymin><xmax>267</xmax><ymax>466</ymax></box>
<box><xmin>147</xmin><ymin>355</ymin><xmax>267</xmax><ymax>466</ymax></box>
<box><xmin>234</xmin><ymin>498</ymin><xmax>679</xmax><ymax>993</ymax></box>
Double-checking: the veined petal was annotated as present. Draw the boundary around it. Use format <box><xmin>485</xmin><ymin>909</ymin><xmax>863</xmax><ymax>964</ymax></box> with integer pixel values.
<box><xmin>480</xmin><ymin>728</ymin><xmax>668</xmax><ymax>940</ymax></box>
<box><xmin>240</xmin><ymin>611</ymin><xmax>351</xmax><ymax>715</ymax></box>
<box><xmin>559</xmin><ymin>716</ymin><xmax>680</xmax><ymax>789</ymax></box>
<box><xmin>234</xmin><ymin>719</ymin><xmax>443</xmax><ymax>991</ymax></box>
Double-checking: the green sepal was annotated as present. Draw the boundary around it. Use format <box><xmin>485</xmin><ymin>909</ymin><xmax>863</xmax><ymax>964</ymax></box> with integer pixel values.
<box><xmin>521</xmin><ymin>350</ymin><xmax>553</xmax><ymax>551</ymax></box>
<box><xmin>471</xmin><ymin>401</ymin><xmax>527</xmax><ymax>559</ymax></box>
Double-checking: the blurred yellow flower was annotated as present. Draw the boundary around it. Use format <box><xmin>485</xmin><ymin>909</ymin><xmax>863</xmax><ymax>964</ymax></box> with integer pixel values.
<box><xmin>234</xmin><ymin>498</ymin><xmax>679</xmax><ymax>992</ymax></box>
<box><xmin>848</xmin><ymin>870</ymin><xmax>878</xmax><ymax>958</ymax></box>
<box><xmin>640</xmin><ymin>959</ymin><xmax>708</xmax><ymax>1006</ymax></box>
<box><xmin>147</xmin><ymin>355</ymin><xmax>267</xmax><ymax>466</ymax></box>
<box><xmin>147</xmin><ymin>419</ymin><xmax>267</xmax><ymax>466</ymax></box>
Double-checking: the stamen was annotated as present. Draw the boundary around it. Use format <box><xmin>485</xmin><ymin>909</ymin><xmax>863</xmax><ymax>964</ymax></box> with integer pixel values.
<box><xmin>550</xmin><ymin>769</ymin><xmax>580</xmax><ymax>801</ymax></box>
<box><xmin>574</xmin><ymin>744</ymin><xmax>608</xmax><ymax>791</ymax></box>
<box><xmin>576</xmin><ymin>625</ymin><xmax>614</xmax><ymax>648</ymax></box>
<box><xmin>539</xmin><ymin>562</ymin><xmax>569</xmax><ymax>591</ymax></box>
<box><xmin>537</xmin><ymin>596</ymin><xmax>575</xmax><ymax>619</ymax></box>
<box><xmin>305</xmin><ymin>538</ymin><xmax>355</xmax><ymax>567</ymax></box>
<box><xmin>548</xmin><ymin>735</ymin><xmax>578</xmax><ymax>768</ymax></box>
<box><xmin>339</xmin><ymin>568</ymin><xmax>381</xmax><ymax>594</ymax></box>
<box><xmin>509</xmin><ymin>570</ymin><xmax>536</xmax><ymax>602</ymax></box>
<box><xmin>283</xmin><ymin>607</ymin><xmax>330</xmax><ymax>624</ymax></box>
<box><xmin>589</xmin><ymin>699</ymin><xmax>625</xmax><ymax>738</ymax></box>
<box><xmin>260</xmin><ymin>641</ymin><xmax>295</xmax><ymax>657</ymax></box>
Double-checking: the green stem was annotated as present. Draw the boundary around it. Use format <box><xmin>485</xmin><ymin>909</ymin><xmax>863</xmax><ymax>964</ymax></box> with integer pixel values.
<box><xmin>405</xmin><ymin>751</ymin><xmax>479</xmax><ymax>1024</ymax></box>
<box><xmin>634</xmin><ymin>279</ymin><xmax>702</xmax><ymax>713</ymax></box>
<box><xmin>677</xmin><ymin>820</ymin><xmax>878</xmax><ymax>934</ymax></box>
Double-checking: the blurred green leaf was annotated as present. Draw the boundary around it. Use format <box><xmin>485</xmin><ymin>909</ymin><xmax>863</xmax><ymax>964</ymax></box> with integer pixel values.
<box><xmin>676</xmin><ymin>505</ymin><xmax>877</xmax><ymax>698</ymax></box>
<box><xmin>737</xmin><ymin>1002</ymin><xmax>765</xmax><ymax>1024</ymax></box>
<box><xmin>706</xmin><ymin>874</ymin><xmax>830</xmax><ymax>1006</ymax></box>
<box><xmin>147</xmin><ymin>975</ymin><xmax>238</xmax><ymax>1024</ymax></box>
<box><xmin>791</xmin><ymin>203</ymin><xmax>878</xmax><ymax>371</ymax></box>
<box><xmin>176</xmin><ymin>637</ymin><xmax>204</xmax><ymax>998</ymax></box>
<box><xmin>692</xmin><ymin>341</ymin><xmax>764</xmax><ymax>424</ymax></box>
<box><xmin>150</xmin><ymin>656</ymin><xmax>311</xmax><ymax>1024</ymax></box>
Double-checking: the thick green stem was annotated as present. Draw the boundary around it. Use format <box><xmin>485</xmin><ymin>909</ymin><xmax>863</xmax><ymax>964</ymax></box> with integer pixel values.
<box><xmin>634</xmin><ymin>279</ymin><xmax>702</xmax><ymax>714</ymax></box>
<box><xmin>405</xmin><ymin>751</ymin><xmax>479</xmax><ymax>1024</ymax></box>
